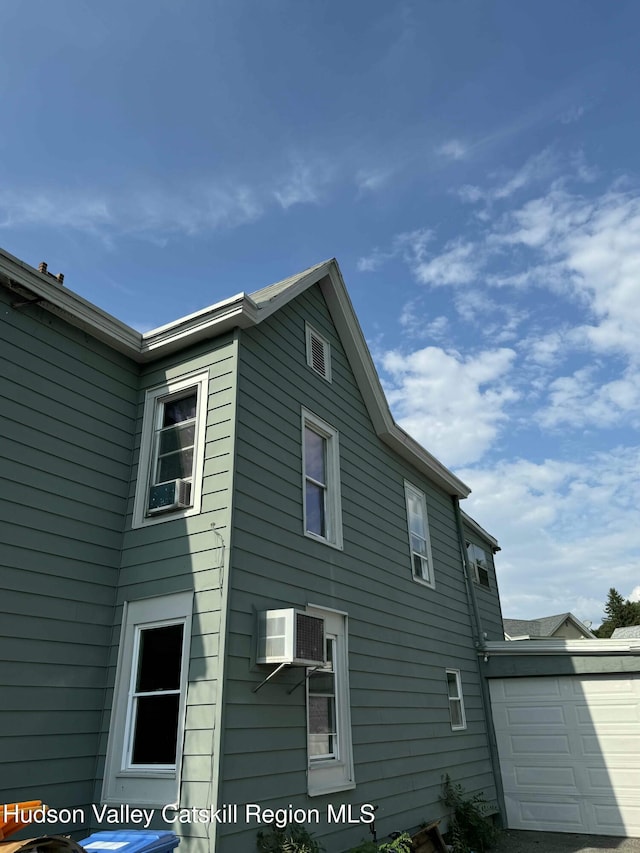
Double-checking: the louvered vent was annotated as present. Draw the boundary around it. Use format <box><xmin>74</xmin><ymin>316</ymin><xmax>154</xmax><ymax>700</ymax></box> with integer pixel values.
<box><xmin>257</xmin><ymin>608</ymin><xmax>325</xmax><ymax>666</ymax></box>
<box><xmin>306</xmin><ymin>324</ymin><xmax>331</xmax><ymax>381</ymax></box>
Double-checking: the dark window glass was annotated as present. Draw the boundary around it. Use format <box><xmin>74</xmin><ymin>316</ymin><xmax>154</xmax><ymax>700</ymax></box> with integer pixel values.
<box><xmin>132</xmin><ymin>694</ymin><xmax>180</xmax><ymax>764</ymax></box>
<box><xmin>163</xmin><ymin>394</ymin><xmax>197</xmax><ymax>427</ymax></box>
<box><xmin>136</xmin><ymin>624</ymin><xmax>184</xmax><ymax>692</ymax></box>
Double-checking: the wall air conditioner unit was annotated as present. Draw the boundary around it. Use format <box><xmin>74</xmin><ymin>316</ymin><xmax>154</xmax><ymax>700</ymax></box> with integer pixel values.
<box><xmin>148</xmin><ymin>478</ymin><xmax>192</xmax><ymax>513</ymax></box>
<box><xmin>257</xmin><ymin>609</ymin><xmax>325</xmax><ymax>667</ymax></box>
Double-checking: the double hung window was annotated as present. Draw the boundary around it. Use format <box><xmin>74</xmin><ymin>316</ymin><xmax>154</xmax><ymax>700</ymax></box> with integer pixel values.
<box><xmin>133</xmin><ymin>371</ymin><xmax>208</xmax><ymax>528</ymax></box>
<box><xmin>127</xmin><ymin>622</ymin><xmax>185</xmax><ymax>766</ymax></box>
<box><xmin>102</xmin><ymin>591</ymin><xmax>193</xmax><ymax>805</ymax></box>
<box><xmin>306</xmin><ymin>607</ymin><xmax>354</xmax><ymax>796</ymax></box>
<box><xmin>302</xmin><ymin>409</ymin><xmax>343</xmax><ymax>549</ymax></box>
<box><xmin>308</xmin><ymin>637</ymin><xmax>338</xmax><ymax>760</ymax></box>
<box><xmin>404</xmin><ymin>481</ymin><xmax>435</xmax><ymax>587</ymax></box>
<box><xmin>446</xmin><ymin>669</ymin><xmax>467</xmax><ymax>730</ymax></box>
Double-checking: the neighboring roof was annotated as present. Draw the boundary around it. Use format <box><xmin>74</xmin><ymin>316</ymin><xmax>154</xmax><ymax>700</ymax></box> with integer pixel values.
<box><xmin>504</xmin><ymin>612</ymin><xmax>596</xmax><ymax>640</ymax></box>
<box><xmin>611</xmin><ymin>625</ymin><xmax>640</xmax><ymax>639</ymax></box>
<box><xmin>0</xmin><ymin>248</ymin><xmax>472</xmax><ymax>498</ymax></box>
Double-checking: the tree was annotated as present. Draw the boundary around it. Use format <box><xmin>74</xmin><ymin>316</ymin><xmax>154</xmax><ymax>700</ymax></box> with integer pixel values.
<box><xmin>595</xmin><ymin>588</ymin><xmax>640</xmax><ymax>638</ymax></box>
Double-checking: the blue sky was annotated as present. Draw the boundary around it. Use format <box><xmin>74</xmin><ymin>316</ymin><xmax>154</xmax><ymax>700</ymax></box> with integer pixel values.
<box><xmin>2</xmin><ymin>0</ymin><xmax>640</xmax><ymax>627</ymax></box>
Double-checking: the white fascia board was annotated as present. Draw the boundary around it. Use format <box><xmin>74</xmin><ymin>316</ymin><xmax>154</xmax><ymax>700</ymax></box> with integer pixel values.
<box><xmin>139</xmin><ymin>293</ymin><xmax>260</xmax><ymax>360</ymax></box>
<box><xmin>320</xmin><ymin>266</ymin><xmax>470</xmax><ymax>498</ymax></box>
<box><xmin>0</xmin><ymin>248</ymin><xmax>142</xmax><ymax>356</ymax></box>
<box><xmin>460</xmin><ymin>510</ymin><xmax>500</xmax><ymax>551</ymax></box>
<box><xmin>0</xmin><ymin>248</ymin><xmax>261</xmax><ymax>363</ymax></box>
<box><xmin>485</xmin><ymin>639</ymin><xmax>640</xmax><ymax>656</ymax></box>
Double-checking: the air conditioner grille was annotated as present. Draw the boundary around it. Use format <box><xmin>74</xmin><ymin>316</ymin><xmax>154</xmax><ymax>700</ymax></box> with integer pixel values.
<box><xmin>296</xmin><ymin>612</ymin><xmax>324</xmax><ymax>662</ymax></box>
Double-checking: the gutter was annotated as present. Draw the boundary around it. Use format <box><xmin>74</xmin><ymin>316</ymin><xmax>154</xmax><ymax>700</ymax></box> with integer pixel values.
<box><xmin>452</xmin><ymin>496</ymin><xmax>507</xmax><ymax>824</ymax></box>
<box><xmin>485</xmin><ymin>639</ymin><xmax>640</xmax><ymax>656</ymax></box>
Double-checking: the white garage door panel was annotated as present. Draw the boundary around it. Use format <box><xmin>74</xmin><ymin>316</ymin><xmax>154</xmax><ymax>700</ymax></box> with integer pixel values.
<box><xmin>490</xmin><ymin>675</ymin><xmax>640</xmax><ymax>836</ymax></box>
<box><xmin>506</xmin><ymin>795</ymin><xmax>585</xmax><ymax>832</ymax></box>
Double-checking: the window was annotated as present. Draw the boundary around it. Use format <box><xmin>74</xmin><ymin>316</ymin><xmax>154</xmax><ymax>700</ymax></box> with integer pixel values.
<box><xmin>467</xmin><ymin>543</ymin><xmax>490</xmax><ymax>588</ymax></box>
<box><xmin>404</xmin><ymin>481</ymin><xmax>435</xmax><ymax>587</ymax></box>
<box><xmin>446</xmin><ymin>669</ymin><xmax>466</xmax><ymax>731</ymax></box>
<box><xmin>305</xmin><ymin>323</ymin><xmax>331</xmax><ymax>382</ymax></box>
<box><xmin>302</xmin><ymin>409</ymin><xmax>343</xmax><ymax>549</ymax></box>
<box><xmin>132</xmin><ymin>370</ymin><xmax>209</xmax><ymax>528</ymax></box>
<box><xmin>102</xmin><ymin>591</ymin><xmax>193</xmax><ymax>805</ymax></box>
<box><xmin>127</xmin><ymin>623</ymin><xmax>184</xmax><ymax>767</ymax></box>
<box><xmin>306</xmin><ymin>606</ymin><xmax>354</xmax><ymax>796</ymax></box>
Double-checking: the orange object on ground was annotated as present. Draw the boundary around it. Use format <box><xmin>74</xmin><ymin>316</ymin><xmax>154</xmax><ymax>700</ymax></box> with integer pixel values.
<box><xmin>0</xmin><ymin>803</ymin><xmax>47</xmax><ymax>841</ymax></box>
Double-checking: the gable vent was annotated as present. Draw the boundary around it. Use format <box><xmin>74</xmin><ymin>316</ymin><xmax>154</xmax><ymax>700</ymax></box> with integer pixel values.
<box><xmin>306</xmin><ymin>324</ymin><xmax>331</xmax><ymax>382</ymax></box>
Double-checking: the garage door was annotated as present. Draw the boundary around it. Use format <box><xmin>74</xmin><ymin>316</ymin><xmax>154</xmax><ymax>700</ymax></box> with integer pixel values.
<box><xmin>489</xmin><ymin>675</ymin><xmax>640</xmax><ymax>836</ymax></box>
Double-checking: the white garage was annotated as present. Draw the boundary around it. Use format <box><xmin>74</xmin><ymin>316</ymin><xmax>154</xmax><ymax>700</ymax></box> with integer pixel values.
<box><xmin>489</xmin><ymin>673</ymin><xmax>640</xmax><ymax>836</ymax></box>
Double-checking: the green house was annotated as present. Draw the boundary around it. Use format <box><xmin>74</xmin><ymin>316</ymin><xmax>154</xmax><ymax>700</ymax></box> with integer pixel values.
<box><xmin>0</xmin><ymin>248</ymin><xmax>504</xmax><ymax>852</ymax></box>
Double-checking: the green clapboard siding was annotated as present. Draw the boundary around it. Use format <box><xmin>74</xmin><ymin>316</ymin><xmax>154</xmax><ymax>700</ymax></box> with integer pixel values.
<box><xmin>217</xmin><ymin>283</ymin><xmax>500</xmax><ymax>853</ymax></box>
<box><xmin>0</xmin><ymin>286</ymin><xmax>137</xmax><ymax>814</ymax></box>
<box><xmin>94</xmin><ymin>336</ymin><xmax>237</xmax><ymax>822</ymax></box>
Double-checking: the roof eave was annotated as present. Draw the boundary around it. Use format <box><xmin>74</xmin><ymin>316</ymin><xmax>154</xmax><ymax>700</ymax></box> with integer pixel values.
<box><xmin>319</xmin><ymin>264</ymin><xmax>470</xmax><ymax>498</ymax></box>
<box><xmin>0</xmin><ymin>248</ymin><xmax>142</xmax><ymax>357</ymax></box>
<box><xmin>486</xmin><ymin>639</ymin><xmax>640</xmax><ymax>655</ymax></box>
<box><xmin>1</xmin><ymin>249</ymin><xmax>470</xmax><ymax>496</ymax></box>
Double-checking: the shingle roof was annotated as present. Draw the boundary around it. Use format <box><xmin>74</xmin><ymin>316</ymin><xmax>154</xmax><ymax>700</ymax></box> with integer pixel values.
<box><xmin>611</xmin><ymin>625</ymin><xmax>640</xmax><ymax>639</ymax></box>
<box><xmin>504</xmin><ymin>613</ymin><xmax>587</xmax><ymax>638</ymax></box>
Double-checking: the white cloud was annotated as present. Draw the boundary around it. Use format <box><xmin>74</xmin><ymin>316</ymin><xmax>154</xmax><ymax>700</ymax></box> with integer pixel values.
<box><xmin>381</xmin><ymin>345</ymin><xmax>518</xmax><ymax>465</ymax></box>
<box><xmin>356</xmin><ymin>249</ymin><xmax>387</xmax><ymax>273</ymax></box>
<box><xmin>0</xmin><ymin>157</ymin><xmax>338</xmax><ymax>239</ymax></box>
<box><xmin>538</xmin><ymin>366</ymin><xmax>640</xmax><ymax>429</ymax></box>
<box><xmin>398</xmin><ymin>300</ymin><xmax>450</xmax><ymax>342</ymax></box>
<box><xmin>356</xmin><ymin>228</ymin><xmax>433</xmax><ymax>274</ymax></box>
<box><xmin>273</xmin><ymin>159</ymin><xmax>331</xmax><ymax>209</ymax></box>
<box><xmin>560</xmin><ymin>105</ymin><xmax>586</xmax><ymax>124</ymax></box>
<box><xmin>457</xmin><ymin>148</ymin><xmax>558</xmax><ymax>205</ymax></box>
<box><xmin>437</xmin><ymin>139</ymin><xmax>468</xmax><ymax>161</ymax></box>
<box><xmin>412</xmin><ymin>239</ymin><xmax>481</xmax><ymax>287</ymax></box>
<box><xmin>355</xmin><ymin>167</ymin><xmax>394</xmax><ymax>193</ymax></box>
<box><xmin>459</xmin><ymin>447</ymin><xmax>640</xmax><ymax>625</ymax></box>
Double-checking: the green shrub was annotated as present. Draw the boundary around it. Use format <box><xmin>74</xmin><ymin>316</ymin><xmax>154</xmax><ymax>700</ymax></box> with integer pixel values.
<box><xmin>346</xmin><ymin>832</ymin><xmax>412</xmax><ymax>853</ymax></box>
<box><xmin>256</xmin><ymin>824</ymin><xmax>325</xmax><ymax>853</ymax></box>
<box><xmin>441</xmin><ymin>775</ymin><xmax>500</xmax><ymax>853</ymax></box>
<box><xmin>378</xmin><ymin>832</ymin><xmax>413</xmax><ymax>853</ymax></box>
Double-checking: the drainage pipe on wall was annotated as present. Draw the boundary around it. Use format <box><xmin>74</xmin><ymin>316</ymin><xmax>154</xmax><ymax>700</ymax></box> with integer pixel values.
<box><xmin>451</xmin><ymin>495</ymin><xmax>507</xmax><ymax>826</ymax></box>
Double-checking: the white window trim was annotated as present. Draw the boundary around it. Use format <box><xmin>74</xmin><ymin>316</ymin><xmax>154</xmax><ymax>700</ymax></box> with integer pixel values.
<box><xmin>404</xmin><ymin>480</ymin><xmax>435</xmax><ymax>589</ymax></box>
<box><xmin>446</xmin><ymin>668</ymin><xmax>467</xmax><ymax>731</ymax></box>
<box><xmin>302</xmin><ymin>408</ymin><xmax>343</xmax><ymax>550</ymax></box>
<box><xmin>305</xmin><ymin>323</ymin><xmax>332</xmax><ymax>382</ymax></box>
<box><xmin>467</xmin><ymin>542</ymin><xmax>490</xmax><ymax>588</ymax></box>
<box><xmin>132</xmin><ymin>370</ymin><xmax>209</xmax><ymax>529</ymax></box>
<box><xmin>102</xmin><ymin>591</ymin><xmax>193</xmax><ymax>805</ymax></box>
<box><xmin>306</xmin><ymin>605</ymin><xmax>355</xmax><ymax>796</ymax></box>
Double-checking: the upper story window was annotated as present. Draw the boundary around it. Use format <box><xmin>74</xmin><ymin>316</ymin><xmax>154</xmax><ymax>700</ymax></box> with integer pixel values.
<box><xmin>306</xmin><ymin>606</ymin><xmax>354</xmax><ymax>796</ymax></box>
<box><xmin>132</xmin><ymin>370</ymin><xmax>209</xmax><ymax>528</ymax></box>
<box><xmin>302</xmin><ymin>409</ymin><xmax>343</xmax><ymax>549</ymax></box>
<box><xmin>446</xmin><ymin>669</ymin><xmax>467</xmax><ymax>731</ymax></box>
<box><xmin>404</xmin><ymin>481</ymin><xmax>435</xmax><ymax>588</ymax></box>
<box><xmin>467</xmin><ymin>542</ymin><xmax>491</xmax><ymax>588</ymax></box>
<box><xmin>305</xmin><ymin>323</ymin><xmax>331</xmax><ymax>382</ymax></box>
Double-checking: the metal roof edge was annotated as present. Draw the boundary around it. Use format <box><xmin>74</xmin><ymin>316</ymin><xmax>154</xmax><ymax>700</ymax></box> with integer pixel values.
<box><xmin>485</xmin><ymin>639</ymin><xmax>640</xmax><ymax>655</ymax></box>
